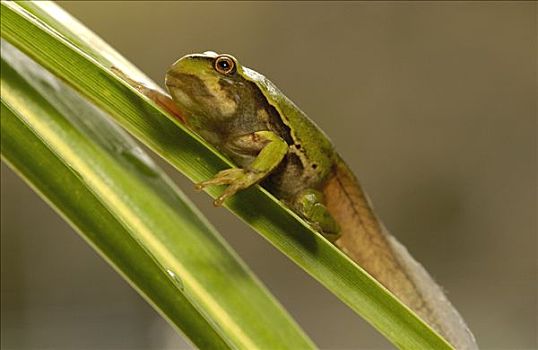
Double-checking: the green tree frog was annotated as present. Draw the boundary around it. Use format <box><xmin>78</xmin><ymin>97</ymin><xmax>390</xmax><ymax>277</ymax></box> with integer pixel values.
<box><xmin>114</xmin><ymin>52</ymin><xmax>477</xmax><ymax>350</ymax></box>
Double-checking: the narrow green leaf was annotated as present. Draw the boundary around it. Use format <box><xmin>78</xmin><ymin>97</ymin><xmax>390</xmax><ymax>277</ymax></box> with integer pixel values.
<box><xmin>1</xmin><ymin>41</ymin><xmax>315</xmax><ymax>349</ymax></box>
<box><xmin>1</xmin><ymin>2</ymin><xmax>454</xmax><ymax>349</ymax></box>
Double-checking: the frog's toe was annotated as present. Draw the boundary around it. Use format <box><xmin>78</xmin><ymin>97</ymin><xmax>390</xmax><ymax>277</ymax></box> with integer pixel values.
<box><xmin>197</xmin><ymin>168</ymin><xmax>264</xmax><ymax>205</ymax></box>
<box><xmin>213</xmin><ymin>197</ymin><xmax>225</xmax><ymax>207</ymax></box>
<box><xmin>195</xmin><ymin>168</ymin><xmax>245</xmax><ymax>190</ymax></box>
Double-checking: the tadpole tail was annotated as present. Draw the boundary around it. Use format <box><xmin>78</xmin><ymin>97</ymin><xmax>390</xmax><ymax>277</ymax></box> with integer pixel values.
<box><xmin>322</xmin><ymin>157</ymin><xmax>478</xmax><ymax>350</ymax></box>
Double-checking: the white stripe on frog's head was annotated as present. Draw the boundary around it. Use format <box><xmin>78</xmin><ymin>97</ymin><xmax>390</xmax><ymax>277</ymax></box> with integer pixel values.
<box><xmin>202</xmin><ymin>51</ymin><xmax>219</xmax><ymax>58</ymax></box>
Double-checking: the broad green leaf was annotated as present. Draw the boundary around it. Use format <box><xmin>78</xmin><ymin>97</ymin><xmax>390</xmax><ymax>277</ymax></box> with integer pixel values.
<box><xmin>1</xmin><ymin>2</ymin><xmax>454</xmax><ymax>349</ymax></box>
<box><xmin>1</xmin><ymin>40</ymin><xmax>315</xmax><ymax>349</ymax></box>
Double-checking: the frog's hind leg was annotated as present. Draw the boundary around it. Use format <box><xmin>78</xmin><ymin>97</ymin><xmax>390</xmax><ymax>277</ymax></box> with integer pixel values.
<box><xmin>293</xmin><ymin>189</ymin><xmax>341</xmax><ymax>242</ymax></box>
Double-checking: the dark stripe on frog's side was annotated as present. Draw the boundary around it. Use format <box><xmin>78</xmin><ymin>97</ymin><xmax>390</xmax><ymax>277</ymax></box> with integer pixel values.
<box><xmin>216</xmin><ymin>74</ymin><xmax>330</xmax><ymax>199</ymax></box>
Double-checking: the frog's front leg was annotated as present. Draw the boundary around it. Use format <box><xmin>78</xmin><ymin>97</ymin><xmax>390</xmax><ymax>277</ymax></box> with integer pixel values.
<box><xmin>111</xmin><ymin>67</ymin><xmax>185</xmax><ymax>123</ymax></box>
<box><xmin>196</xmin><ymin>131</ymin><xmax>288</xmax><ymax>206</ymax></box>
<box><xmin>294</xmin><ymin>189</ymin><xmax>341</xmax><ymax>242</ymax></box>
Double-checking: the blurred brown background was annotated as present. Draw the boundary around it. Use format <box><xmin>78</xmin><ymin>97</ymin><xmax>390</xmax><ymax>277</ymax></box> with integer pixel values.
<box><xmin>1</xmin><ymin>1</ymin><xmax>536</xmax><ymax>349</ymax></box>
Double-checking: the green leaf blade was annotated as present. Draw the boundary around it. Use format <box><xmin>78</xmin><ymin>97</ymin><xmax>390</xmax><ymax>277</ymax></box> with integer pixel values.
<box><xmin>1</xmin><ymin>39</ymin><xmax>315</xmax><ymax>350</ymax></box>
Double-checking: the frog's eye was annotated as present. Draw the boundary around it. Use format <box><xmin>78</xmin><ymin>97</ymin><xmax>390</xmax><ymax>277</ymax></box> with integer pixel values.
<box><xmin>214</xmin><ymin>55</ymin><xmax>236</xmax><ymax>75</ymax></box>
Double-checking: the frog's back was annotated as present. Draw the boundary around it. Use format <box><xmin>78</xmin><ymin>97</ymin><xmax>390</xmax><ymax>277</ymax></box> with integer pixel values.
<box><xmin>242</xmin><ymin>67</ymin><xmax>336</xmax><ymax>198</ymax></box>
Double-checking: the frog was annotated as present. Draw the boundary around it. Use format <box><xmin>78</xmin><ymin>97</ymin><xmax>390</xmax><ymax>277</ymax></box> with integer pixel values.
<box><xmin>163</xmin><ymin>51</ymin><xmax>341</xmax><ymax>240</ymax></box>
<box><xmin>112</xmin><ymin>52</ymin><xmax>478</xmax><ymax>350</ymax></box>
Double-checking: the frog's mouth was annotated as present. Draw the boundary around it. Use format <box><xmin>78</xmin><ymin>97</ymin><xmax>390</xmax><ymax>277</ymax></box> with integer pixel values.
<box><xmin>165</xmin><ymin>72</ymin><xmax>205</xmax><ymax>116</ymax></box>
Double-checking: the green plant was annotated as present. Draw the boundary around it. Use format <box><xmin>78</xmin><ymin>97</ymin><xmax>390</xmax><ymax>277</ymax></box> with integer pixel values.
<box><xmin>1</xmin><ymin>2</ymin><xmax>452</xmax><ymax>349</ymax></box>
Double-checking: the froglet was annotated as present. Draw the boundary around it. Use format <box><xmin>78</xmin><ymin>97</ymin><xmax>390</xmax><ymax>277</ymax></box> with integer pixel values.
<box><xmin>114</xmin><ymin>52</ymin><xmax>477</xmax><ymax>350</ymax></box>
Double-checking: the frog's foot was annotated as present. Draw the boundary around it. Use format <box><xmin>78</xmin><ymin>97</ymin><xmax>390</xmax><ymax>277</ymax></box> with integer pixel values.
<box><xmin>294</xmin><ymin>189</ymin><xmax>341</xmax><ymax>242</ymax></box>
<box><xmin>196</xmin><ymin>168</ymin><xmax>263</xmax><ymax>206</ymax></box>
<box><xmin>196</xmin><ymin>131</ymin><xmax>288</xmax><ymax>206</ymax></box>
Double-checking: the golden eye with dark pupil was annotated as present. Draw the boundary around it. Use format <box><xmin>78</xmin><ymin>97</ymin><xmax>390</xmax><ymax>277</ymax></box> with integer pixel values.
<box><xmin>214</xmin><ymin>55</ymin><xmax>235</xmax><ymax>74</ymax></box>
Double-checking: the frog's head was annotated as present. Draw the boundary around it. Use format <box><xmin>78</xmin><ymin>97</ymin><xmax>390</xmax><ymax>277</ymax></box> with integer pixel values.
<box><xmin>165</xmin><ymin>51</ymin><xmax>260</xmax><ymax>134</ymax></box>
